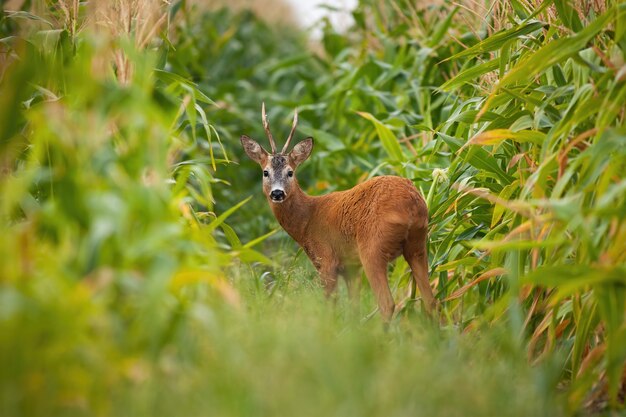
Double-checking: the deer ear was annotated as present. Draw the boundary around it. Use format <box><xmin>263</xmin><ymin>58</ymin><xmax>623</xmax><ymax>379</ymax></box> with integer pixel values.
<box><xmin>289</xmin><ymin>137</ymin><xmax>314</xmax><ymax>166</ymax></box>
<box><xmin>241</xmin><ymin>135</ymin><xmax>268</xmax><ymax>164</ymax></box>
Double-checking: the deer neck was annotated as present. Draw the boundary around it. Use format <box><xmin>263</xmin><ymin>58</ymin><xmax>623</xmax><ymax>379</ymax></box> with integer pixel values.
<box><xmin>269</xmin><ymin>182</ymin><xmax>315</xmax><ymax>244</ymax></box>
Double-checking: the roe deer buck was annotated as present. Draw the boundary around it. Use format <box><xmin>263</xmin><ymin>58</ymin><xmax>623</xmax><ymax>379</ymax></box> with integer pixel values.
<box><xmin>240</xmin><ymin>103</ymin><xmax>435</xmax><ymax>320</ymax></box>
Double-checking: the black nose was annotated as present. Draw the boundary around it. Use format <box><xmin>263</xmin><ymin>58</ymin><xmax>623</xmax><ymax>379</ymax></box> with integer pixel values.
<box><xmin>270</xmin><ymin>190</ymin><xmax>285</xmax><ymax>201</ymax></box>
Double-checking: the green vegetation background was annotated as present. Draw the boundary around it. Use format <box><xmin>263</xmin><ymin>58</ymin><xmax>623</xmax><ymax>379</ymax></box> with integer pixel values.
<box><xmin>1</xmin><ymin>0</ymin><xmax>625</xmax><ymax>415</ymax></box>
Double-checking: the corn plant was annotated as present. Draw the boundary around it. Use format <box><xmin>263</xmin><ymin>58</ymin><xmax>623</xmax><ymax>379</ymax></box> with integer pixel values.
<box><xmin>172</xmin><ymin>1</ymin><xmax>626</xmax><ymax>410</ymax></box>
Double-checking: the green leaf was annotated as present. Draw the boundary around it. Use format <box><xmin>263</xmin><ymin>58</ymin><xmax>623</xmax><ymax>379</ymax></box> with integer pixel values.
<box><xmin>205</xmin><ymin>196</ymin><xmax>252</xmax><ymax>234</ymax></box>
<box><xmin>428</xmin><ymin>6</ymin><xmax>459</xmax><ymax>47</ymax></box>
<box><xmin>571</xmin><ymin>299</ymin><xmax>599</xmax><ymax>379</ymax></box>
<box><xmin>465</xmin><ymin>129</ymin><xmax>546</xmax><ymax>147</ymax></box>
<box><xmin>220</xmin><ymin>223</ymin><xmax>242</xmax><ymax>249</ymax></box>
<box><xmin>491</xmin><ymin>181</ymin><xmax>519</xmax><ymax>227</ymax></box>
<box><xmin>500</xmin><ymin>7</ymin><xmax>620</xmax><ymax>87</ymax></box>
<box><xmin>237</xmin><ymin>248</ymin><xmax>275</xmax><ymax>265</ymax></box>
<box><xmin>471</xmin><ymin>238</ymin><xmax>564</xmax><ymax>251</ymax></box>
<box><xmin>523</xmin><ymin>265</ymin><xmax>626</xmax><ymax>298</ymax></box>
<box><xmin>447</xmin><ymin>21</ymin><xmax>546</xmax><ymax>61</ymax></box>
<box><xmin>154</xmin><ymin>69</ymin><xmax>215</xmax><ymax>105</ymax></box>
<box><xmin>440</xmin><ymin>133</ymin><xmax>513</xmax><ymax>184</ymax></box>
<box><xmin>356</xmin><ymin>111</ymin><xmax>406</xmax><ymax>162</ymax></box>
<box><xmin>243</xmin><ymin>228</ymin><xmax>280</xmax><ymax>249</ymax></box>
<box><xmin>297</xmin><ymin>126</ymin><xmax>345</xmax><ymax>151</ymax></box>
<box><xmin>440</xmin><ymin>59</ymin><xmax>500</xmax><ymax>91</ymax></box>
<box><xmin>554</xmin><ymin>0</ymin><xmax>583</xmax><ymax>32</ymax></box>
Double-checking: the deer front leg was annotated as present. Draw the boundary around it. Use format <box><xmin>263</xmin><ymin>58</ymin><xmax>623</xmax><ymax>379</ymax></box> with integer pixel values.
<box><xmin>304</xmin><ymin>246</ymin><xmax>339</xmax><ymax>297</ymax></box>
<box><xmin>343</xmin><ymin>265</ymin><xmax>362</xmax><ymax>304</ymax></box>
<box><xmin>320</xmin><ymin>266</ymin><xmax>339</xmax><ymax>297</ymax></box>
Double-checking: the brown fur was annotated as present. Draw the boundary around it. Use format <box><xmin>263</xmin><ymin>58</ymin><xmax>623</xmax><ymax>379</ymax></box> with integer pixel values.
<box><xmin>241</xmin><ymin>126</ymin><xmax>435</xmax><ymax>321</ymax></box>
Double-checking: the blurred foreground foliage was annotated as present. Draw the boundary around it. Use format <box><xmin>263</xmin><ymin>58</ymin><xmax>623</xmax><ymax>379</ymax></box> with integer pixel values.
<box><xmin>1</xmin><ymin>0</ymin><xmax>625</xmax><ymax>415</ymax></box>
<box><xmin>0</xmin><ymin>2</ymin><xmax>262</xmax><ymax>414</ymax></box>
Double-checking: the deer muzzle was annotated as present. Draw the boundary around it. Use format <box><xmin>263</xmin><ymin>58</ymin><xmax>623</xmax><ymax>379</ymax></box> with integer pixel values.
<box><xmin>270</xmin><ymin>189</ymin><xmax>286</xmax><ymax>202</ymax></box>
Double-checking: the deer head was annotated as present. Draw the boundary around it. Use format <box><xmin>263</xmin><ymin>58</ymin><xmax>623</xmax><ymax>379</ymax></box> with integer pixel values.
<box><xmin>241</xmin><ymin>103</ymin><xmax>313</xmax><ymax>203</ymax></box>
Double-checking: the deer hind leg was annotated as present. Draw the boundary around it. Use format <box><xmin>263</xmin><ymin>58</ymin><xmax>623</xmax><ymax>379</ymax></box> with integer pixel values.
<box><xmin>342</xmin><ymin>265</ymin><xmax>361</xmax><ymax>302</ymax></box>
<box><xmin>342</xmin><ymin>265</ymin><xmax>362</xmax><ymax>317</ymax></box>
<box><xmin>358</xmin><ymin>247</ymin><xmax>395</xmax><ymax>322</ymax></box>
<box><xmin>318</xmin><ymin>258</ymin><xmax>340</xmax><ymax>298</ymax></box>
<box><xmin>402</xmin><ymin>225</ymin><xmax>436</xmax><ymax>313</ymax></box>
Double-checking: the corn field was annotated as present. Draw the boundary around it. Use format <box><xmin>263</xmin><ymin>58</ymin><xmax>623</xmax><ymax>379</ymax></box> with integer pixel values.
<box><xmin>1</xmin><ymin>0</ymin><xmax>625</xmax><ymax>416</ymax></box>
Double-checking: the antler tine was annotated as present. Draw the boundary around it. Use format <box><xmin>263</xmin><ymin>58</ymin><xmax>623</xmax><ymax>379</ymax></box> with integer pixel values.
<box><xmin>281</xmin><ymin>108</ymin><xmax>298</xmax><ymax>154</ymax></box>
<box><xmin>262</xmin><ymin>102</ymin><xmax>277</xmax><ymax>153</ymax></box>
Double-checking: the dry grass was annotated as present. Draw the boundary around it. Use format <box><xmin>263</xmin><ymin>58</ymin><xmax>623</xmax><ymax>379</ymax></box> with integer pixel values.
<box><xmin>3</xmin><ymin>0</ymin><xmax>295</xmax><ymax>83</ymax></box>
<box><xmin>186</xmin><ymin>0</ymin><xmax>297</xmax><ymax>27</ymax></box>
<box><xmin>3</xmin><ymin>0</ymin><xmax>26</xmax><ymax>10</ymax></box>
<box><xmin>2</xmin><ymin>0</ymin><xmax>170</xmax><ymax>84</ymax></box>
<box><xmin>89</xmin><ymin>0</ymin><xmax>170</xmax><ymax>84</ymax></box>
<box><xmin>375</xmin><ymin>0</ymin><xmax>611</xmax><ymax>42</ymax></box>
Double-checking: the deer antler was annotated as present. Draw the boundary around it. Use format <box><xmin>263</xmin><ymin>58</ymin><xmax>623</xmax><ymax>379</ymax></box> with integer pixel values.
<box><xmin>281</xmin><ymin>108</ymin><xmax>298</xmax><ymax>154</ymax></box>
<box><xmin>262</xmin><ymin>102</ymin><xmax>277</xmax><ymax>153</ymax></box>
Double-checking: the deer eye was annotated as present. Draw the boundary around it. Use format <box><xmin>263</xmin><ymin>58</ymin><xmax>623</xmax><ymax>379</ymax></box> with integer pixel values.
<box><xmin>287</xmin><ymin>171</ymin><xmax>294</xmax><ymax>178</ymax></box>
<box><xmin>263</xmin><ymin>170</ymin><xmax>269</xmax><ymax>178</ymax></box>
